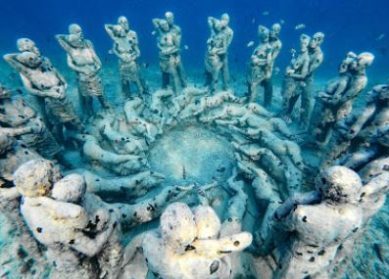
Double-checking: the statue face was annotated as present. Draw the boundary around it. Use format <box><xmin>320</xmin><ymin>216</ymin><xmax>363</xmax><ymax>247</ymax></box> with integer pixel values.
<box><xmin>160</xmin><ymin>20</ymin><xmax>170</xmax><ymax>32</ymax></box>
<box><xmin>165</xmin><ymin>12</ymin><xmax>174</xmax><ymax>25</ymax></box>
<box><xmin>309</xmin><ymin>33</ymin><xmax>324</xmax><ymax>48</ymax></box>
<box><xmin>118</xmin><ymin>16</ymin><xmax>129</xmax><ymax>32</ymax></box>
<box><xmin>20</xmin><ymin>51</ymin><xmax>42</xmax><ymax>68</ymax></box>
<box><xmin>300</xmin><ymin>35</ymin><xmax>310</xmax><ymax>52</ymax></box>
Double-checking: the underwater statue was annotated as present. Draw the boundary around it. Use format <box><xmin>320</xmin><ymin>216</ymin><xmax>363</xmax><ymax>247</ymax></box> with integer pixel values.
<box><xmin>326</xmin><ymin>84</ymin><xmax>389</xmax><ymax>170</ymax></box>
<box><xmin>281</xmin><ymin>34</ymin><xmax>311</xmax><ymax>124</ymax></box>
<box><xmin>301</xmin><ymin>32</ymin><xmax>325</xmax><ymax>129</ymax></box>
<box><xmin>247</xmin><ymin>25</ymin><xmax>272</xmax><ymax>105</ymax></box>
<box><xmin>273</xmin><ymin>166</ymin><xmax>387</xmax><ymax>279</ymax></box>
<box><xmin>105</xmin><ymin>16</ymin><xmax>146</xmax><ymax>98</ymax></box>
<box><xmin>0</xmin><ymin>84</ymin><xmax>61</xmax><ymax>158</ymax></box>
<box><xmin>122</xmin><ymin>202</ymin><xmax>252</xmax><ymax>279</ymax></box>
<box><xmin>308</xmin><ymin>52</ymin><xmax>357</xmax><ymax>147</ymax></box>
<box><xmin>205</xmin><ymin>14</ymin><xmax>233</xmax><ymax>93</ymax></box>
<box><xmin>248</xmin><ymin>23</ymin><xmax>282</xmax><ymax>108</ymax></box>
<box><xmin>56</xmin><ymin>24</ymin><xmax>109</xmax><ymax>118</ymax></box>
<box><xmin>0</xmin><ymin>132</ymin><xmax>47</xmax><ymax>277</ymax></box>
<box><xmin>4</xmin><ymin>42</ymin><xmax>83</xmax><ymax>142</ymax></box>
<box><xmin>153</xmin><ymin>13</ymin><xmax>186</xmax><ymax>93</ymax></box>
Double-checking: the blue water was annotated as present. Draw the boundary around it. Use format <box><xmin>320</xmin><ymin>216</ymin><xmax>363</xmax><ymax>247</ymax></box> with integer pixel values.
<box><xmin>1</xmin><ymin>0</ymin><xmax>389</xmax><ymax>83</ymax></box>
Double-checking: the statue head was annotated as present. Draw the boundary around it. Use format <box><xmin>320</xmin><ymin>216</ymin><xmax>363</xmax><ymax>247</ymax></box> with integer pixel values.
<box><xmin>165</xmin><ymin>11</ymin><xmax>175</xmax><ymax>25</ymax></box>
<box><xmin>68</xmin><ymin>23</ymin><xmax>84</xmax><ymax>46</ymax></box>
<box><xmin>270</xmin><ymin>23</ymin><xmax>282</xmax><ymax>39</ymax></box>
<box><xmin>316</xmin><ymin>166</ymin><xmax>362</xmax><ymax>204</ymax></box>
<box><xmin>220</xmin><ymin>13</ymin><xmax>230</xmax><ymax>28</ymax></box>
<box><xmin>51</xmin><ymin>174</ymin><xmax>86</xmax><ymax>203</ymax></box>
<box><xmin>339</xmin><ymin>51</ymin><xmax>357</xmax><ymax>73</ymax></box>
<box><xmin>17</xmin><ymin>38</ymin><xmax>40</xmax><ymax>56</ymax></box>
<box><xmin>118</xmin><ymin>16</ymin><xmax>129</xmax><ymax>32</ymax></box>
<box><xmin>309</xmin><ymin>32</ymin><xmax>325</xmax><ymax>49</ymax></box>
<box><xmin>159</xmin><ymin>19</ymin><xmax>170</xmax><ymax>32</ymax></box>
<box><xmin>300</xmin><ymin>34</ymin><xmax>311</xmax><ymax>52</ymax></box>
<box><xmin>17</xmin><ymin>51</ymin><xmax>43</xmax><ymax>68</ymax></box>
<box><xmin>258</xmin><ymin>25</ymin><xmax>270</xmax><ymax>43</ymax></box>
<box><xmin>160</xmin><ymin>202</ymin><xmax>197</xmax><ymax>253</ymax></box>
<box><xmin>113</xmin><ymin>25</ymin><xmax>126</xmax><ymax>38</ymax></box>
<box><xmin>193</xmin><ymin>205</ymin><xmax>221</xmax><ymax>239</ymax></box>
<box><xmin>14</xmin><ymin>159</ymin><xmax>62</xmax><ymax>198</ymax></box>
<box><xmin>373</xmin><ymin>84</ymin><xmax>389</xmax><ymax>101</ymax></box>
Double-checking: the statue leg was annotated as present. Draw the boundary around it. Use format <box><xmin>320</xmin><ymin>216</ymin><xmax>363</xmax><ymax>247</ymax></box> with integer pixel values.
<box><xmin>281</xmin><ymin>78</ymin><xmax>298</xmax><ymax>119</ymax></box>
<box><xmin>177</xmin><ymin>59</ymin><xmax>187</xmax><ymax>88</ymax></box>
<box><xmin>221</xmin><ymin>55</ymin><xmax>230</xmax><ymax>90</ymax></box>
<box><xmin>262</xmin><ymin>78</ymin><xmax>273</xmax><ymax>108</ymax></box>
<box><xmin>248</xmin><ymin>79</ymin><xmax>259</xmax><ymax>103</ymax></box>
<box><xmin>300</xmin><ymin>78</ymin><xmax>313</xmax><ymax>129</ymax></box>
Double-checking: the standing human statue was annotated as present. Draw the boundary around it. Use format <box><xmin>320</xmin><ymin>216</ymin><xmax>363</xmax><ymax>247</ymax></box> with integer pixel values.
<box><xmin>3</xmin><ymin>41</ymin><xmax>83</xmax><ymax>143</ymax></box>
<box><xmin>281</xmin><ymin>34</ymin><xmax>311</xmax><ymax>123</ymax></box>
<box><xmin>205</xmin><ymin>14</ymin><xmax>233</xmax><ymax>93</ymax></box>
<box><xmin>247</xmin><ymin>25</ymin><xmax>272</xmax><ymax>105</ymax></box>
<box><xmin>105</xmin><ymin>16</ymin><xmax>146</xmax><ymax>98</ymax></box>
<box><xmin>219</xmin><ymin>13</ymin><xmax>234</xmax><ymax>90</ymax></box>
<box><xmin>265</xmin><ymin>23</ymin><xmax>282</xmax><ymax>108</ymax></box>
<box><xmin>56</xmin><ymin>24</ymin><xmax>109</xmax><ymax>119</ymax></box>
<box><xmin>153</xmin><ymin>13</ymin><xmax>186</xmax><ymax>93</ymax></box>
<box><xmin>301</xmin><ymin>32</ymin><xmax>325</xmax><ymax>129</ymax></box>
<box><xmin>165</xmin><ymin>11</ymin><xmax>187</xmax><ymax>88</ymax></box>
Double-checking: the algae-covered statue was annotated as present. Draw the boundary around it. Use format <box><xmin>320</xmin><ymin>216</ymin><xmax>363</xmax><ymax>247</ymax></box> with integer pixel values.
<box><xmin>105</xmin><ymin>16</ymin><xmax>146</xmax><ymax>97</ymax></box>
<box><xmin>153</xmin><ymin>13</ymin><xmax>186</xmax><ymax>93</ymax></box>
<box><xmin>122</xmin><ymin>202</ymin><xmax>252</xmax><ymax>279</ymax></box>
<box><xmin>281</xmin><ymin>34</ymin><xmax>311</xmax><ymax>123</ymax></box>
<box><xmin>247</xmin><ymin>25</ymin><xmax>272</xmax><ymax>105</ymax></box>
<box><xmin>0</xmin><ymin>84</ymin><xmax>61</xmax><ymax>158</ymax></box>
<box><xmin>205</xmin><ymin>14</ymin><xmax>233</xmax><ymax>93</ymax></box>
<box><xmin>56</xmin><ymin>24</ymin><xmax>109</xmax><ymax>118</ymax></box>
<box><xmin>4</xmin><ymin>42</ymin><xmax>83</xmax><ymax>142</ymax></box>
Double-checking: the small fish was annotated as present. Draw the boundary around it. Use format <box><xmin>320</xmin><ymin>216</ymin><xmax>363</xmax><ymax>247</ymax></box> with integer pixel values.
<box><xmin>280</xmin><ymin>19</ymin><xmax>285</xmax><ymax>25</ymax></box>
<box><xmin>151</xmin><ymin>31</ymin><xmax>156</xmax><ymax>36</ymax></box>
<box><xmin>108</xmin><ymin>50</ymin><xmax>114</xmax><ymax>55</ymax></box>
<box><xmin>251</xmin><ymin>18</ymin><xmax>256</xmax><ymax>24</ymax></box>
<box><xmin>184</xmin><ymin>45</ymin><xmax>189</xmax><ymax>50</ymax></box>
<box><xmin>295</xmin><ymin>24</ymin><xmax>306</xmax><ymax>30</ymax></box>
<box><xmin>262</xmin><ymin>11</ymin><xmax>270</xmax><ymax>16</ymax></box>
<box><xmin>247</xmin><ymin>41</ymin><xmax>255</xmax><ymax>48</ymax></box>
<box><xmin>376</xmin><ymin>33</ymin><xmax>385</xmax><ymax>41</ymax></box>
<box><xmin>274</xmin><ymin>67</ymin><xmax>280</xmax><ymax>75</ymax></box>
<box><xmin>142</xmin><ymin>62</ymin><xmax>150</xmax><ymax>69</ymax></box>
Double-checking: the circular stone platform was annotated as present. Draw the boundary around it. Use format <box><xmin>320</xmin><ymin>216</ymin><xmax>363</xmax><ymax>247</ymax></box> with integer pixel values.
<box><xmin>149</xmin><ymin>125</ymin><xmax>235</xmax><ymax>185</ymax></box>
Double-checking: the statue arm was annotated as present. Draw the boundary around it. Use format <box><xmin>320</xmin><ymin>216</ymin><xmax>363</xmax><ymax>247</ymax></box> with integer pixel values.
<box><xmin>274</xmin><ymin>191</ymin><xmax>321</xmax><ymax>220</ymax></box>
<box><xmin>3</xmin><ymin>54</ymin><xmax>29</xmax><ymax>75</ymax></box>
<box><xmin>0</xmin><ymin>126</ymin><xmax>33</xmax><ymax>137</ymax></box>
<box><xmin>69</xmin><ymin>223</ymin><xmax>114</xmax><ymax>257</ymax></box>
<box><xmin>88</xmin><ymin>41</ymin><xmax>102</xmax><ymax>68</ymax></box>
<box><xmin>55</xmin><ymin>35</ymin><xmax>73</xmax><ymax>53</ymax></box>
<box><xmin>104</xmin><ymin>24</ymin><xmax>116</xmax><ymax>40</ymax></box>
<box><xmin>348</xmin><ymin>104</ymin><xmax>376</xmax><ymax>137</ymax></box>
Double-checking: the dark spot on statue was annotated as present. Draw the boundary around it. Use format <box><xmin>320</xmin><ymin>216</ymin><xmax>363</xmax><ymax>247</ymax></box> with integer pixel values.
<box><xmin>109</xmin><ymin>209</ymin><xmax>114</xmax><ymax>213</ymax></box>
<box><xmin>228</xmin><ymin>217</ymin><xmax>233</xmax><ymax>222</ymax></box>
<box><xmin>307</xmin><ymin>250</ymin><xmax>313</xmax><ymax>254</ymax></box>
<box><xmin>352</xmin><ymin>227</ymin><xmax>359</xmax><ymax>233</ymax></box>
<box><xmin>296</xmin><ymin>252</ymin><xmax>303</xmax><ymax>256</ymax></box>
<box><xmin>303</xmin><ymin>275</ymin><xmax>312</xmax><ymax>279</ymax></box>
<box><xmin>302</xmin><ymin>216</ymin><xmax>307</xmax><ymax>222</ymax></box>
<box><xmin>122</xmin><ymin>213</ymin><xmax>127</xmax><ymax>218</ymax></box>
<box><xmin>17</xmin><ymin>246</ymin><xmax>28</xmax><ymax>259</ymax></box>
<box><xmin>360</xmin><ymin>192</ymin><xmax>365</xmax><ymax>198</ymax></box>
<box><xmin>69</xmin><ymin>239</ymin><xmax>75</xmax><ymax>245</ymax></box>
<box><xmin>20</xmin><ymin>259</ymin><xmax>34</xmax><ymax>274</ymax></box>
<box><xmin>233</xmin><ymin>241</ymin><xmax>240</xmax><ymax>247</ymax></box>
<box><xmin>133</xmin><ymin>212</ymin><xmax>137</xmax><ymax>217</ymax></box>
<box><xmin>309</xmin><ymin>257</ymin><xmax>315</xmax><ymax>262</ymax></box>
<box><xmin>113</xmin><ymin>222</ymin><xmax>117</xmax><ymax>229</ymax></box>
<box><xmin>185</xmin><ymin>245</ymin><xmax>196</xmax><ymax>251</ymax></box>
<box><xmin>95</xmin><ymin>178</ymin><xmax>100</xmax><ymax>182</ymax></box>
<box><xmin>95</xmin><ymin>215</ymin><xmax>100</xmax><ymax>224</ymax></box>
<box><xmin>24</xmin><ymin>150</ymin><xmax>29</xmax><ymax>155</ymax></box>
<box><xmin>210</xmin><ymin>260</ymin><xmax>220</xmax><ymax>274</ymax></box>
<box><xmin>219</xmin><ymin>250</ymin><xmax>232</xmax><ymax>254</ymax></box>
<box><xmin>20</xmin><ymin>144</ymin><xmax>27</xmax><ymax>148</ymax></box>
<box><xmin>318</xmin><ymin>249</ymin><xmax>325</xmax><ymax>255</ymax></box>
<box><xmin>36</xmin><ymin>227</ymin><xmax>42</xmax><ymax>233</ymax></box>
